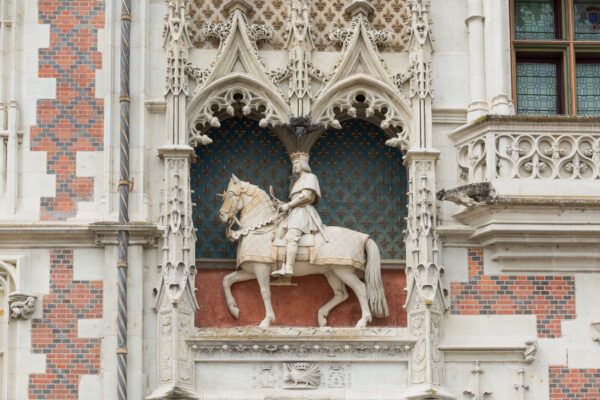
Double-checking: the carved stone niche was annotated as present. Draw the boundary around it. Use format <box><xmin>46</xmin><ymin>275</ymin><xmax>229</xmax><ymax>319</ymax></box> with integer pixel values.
<box><xmin>8</xmin><ymin>291</ymin><xmax>37</xmax><ymax>320</ymax></box>
<box><xmin>189</xmin><ymin>327</ymin><xmax>416</xmax><ymax>398</ymax></box>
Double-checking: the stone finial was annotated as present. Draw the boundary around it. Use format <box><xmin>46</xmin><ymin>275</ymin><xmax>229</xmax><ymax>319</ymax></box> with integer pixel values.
<box><xmin>223</xmin><ymin>0</ymin><xmax>252</xmax><ymax>16</ymax></box>
<box><xmin>345</xmin><ymin>0</ymin><xmax>374</xmax><ymax>17</ymax></box>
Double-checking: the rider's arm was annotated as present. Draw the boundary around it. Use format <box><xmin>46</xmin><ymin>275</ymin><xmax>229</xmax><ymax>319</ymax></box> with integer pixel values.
<box><xmin>285</xmin><ymin>189</ymin><xmax>316</xmax><ymax>209</ymax></box>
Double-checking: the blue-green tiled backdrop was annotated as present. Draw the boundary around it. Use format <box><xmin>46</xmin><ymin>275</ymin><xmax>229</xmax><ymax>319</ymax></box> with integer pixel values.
<box><xmin>191</xmin><ymin>118</ymin><xmax>407</xmax><ymax>260</ymax></box>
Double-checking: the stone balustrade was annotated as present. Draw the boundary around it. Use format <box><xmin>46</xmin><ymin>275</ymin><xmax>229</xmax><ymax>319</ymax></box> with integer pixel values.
<box><xmin>450</xmin><ymin>116</ymin><xmax>600</xmax><ymax>187</ymax></box>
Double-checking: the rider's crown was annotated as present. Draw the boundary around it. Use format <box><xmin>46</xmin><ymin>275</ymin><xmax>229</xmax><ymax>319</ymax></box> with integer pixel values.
<box><xmin>290</xmin><ymin>152</ymin><xmax>310</xmax><ymax>163</ymax></box>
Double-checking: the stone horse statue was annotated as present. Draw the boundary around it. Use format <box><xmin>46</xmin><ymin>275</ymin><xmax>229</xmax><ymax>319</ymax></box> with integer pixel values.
<box><xmin>218</xmin><ymin>174</ymin><xmax>389</xmax><ymax>328</ymax></box>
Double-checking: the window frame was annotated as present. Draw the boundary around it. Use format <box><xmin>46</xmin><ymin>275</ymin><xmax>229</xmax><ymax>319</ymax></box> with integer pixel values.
<box><xmin>510</xmin><ymin>0</ymin><xmax>600</xmax><ymax>115</ymax></box>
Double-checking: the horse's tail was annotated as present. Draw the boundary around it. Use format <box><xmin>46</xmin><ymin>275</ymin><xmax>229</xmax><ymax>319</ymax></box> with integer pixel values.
<box><xmin>365</xmin><ymin>238</ymin><xmax>389</xmax><ymax>318</ymax></box>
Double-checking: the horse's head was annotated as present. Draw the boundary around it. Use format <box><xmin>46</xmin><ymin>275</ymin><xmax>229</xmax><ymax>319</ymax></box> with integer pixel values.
<box><xmin>217</xmin><ymin>174</ymin><xmax>246</xmax><ymax>224</ymax></box>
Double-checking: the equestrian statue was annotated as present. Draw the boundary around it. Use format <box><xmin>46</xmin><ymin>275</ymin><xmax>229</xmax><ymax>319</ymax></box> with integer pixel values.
<box><xmin>218</xmin><ymin>152</ymin><xmax>389</xmax><ymax>328</ymax></box>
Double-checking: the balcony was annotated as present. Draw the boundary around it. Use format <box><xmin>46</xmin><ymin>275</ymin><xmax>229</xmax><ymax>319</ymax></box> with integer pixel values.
<box><xmin>442</xmin><ymin>116</ymin><xmax>600</xmax><ymax>272</ymax></box>
<box><xmin>450</xmin><ymin>115</ymin><xmax>600</xmax><ymax>196</ymax></box>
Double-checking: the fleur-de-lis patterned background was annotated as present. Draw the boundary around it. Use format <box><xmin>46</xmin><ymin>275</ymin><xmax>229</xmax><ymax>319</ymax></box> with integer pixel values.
<box><xmin>191</xmin><ymin>117</ymin><xmax>407</xmax><ymax>260</ymax></box>
<box><xmin>188</xmin><ymin>0</ymin><xmax>410</xmax><ymax>52</ymax></box>
<box><xmin>192</xmin><ymin>118</ymin><xmax>290</xmax><ymax>259</ymax></box>
<box><xmin>310</xmin><ymin>119</ymin><xmax>407</xmax><ymax>259</ymax></box>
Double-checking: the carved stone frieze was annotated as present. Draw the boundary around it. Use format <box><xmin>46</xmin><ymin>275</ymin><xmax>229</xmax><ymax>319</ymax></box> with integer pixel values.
<box><xmin>191</xmin><ymin>327</ymin><xmax>415</xmax><ymax>362</ymax></box>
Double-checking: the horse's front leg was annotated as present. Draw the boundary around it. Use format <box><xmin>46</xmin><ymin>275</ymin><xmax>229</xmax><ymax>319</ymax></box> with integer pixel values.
<box><xmin>254</xmin><ymin>263</ymin><xmax>276</xmax><ymax>328</ymax></box>
<box><xmin>223</xmin><ymin>269</ymin><xmax>255</xmax><ymax>319</ymax></box>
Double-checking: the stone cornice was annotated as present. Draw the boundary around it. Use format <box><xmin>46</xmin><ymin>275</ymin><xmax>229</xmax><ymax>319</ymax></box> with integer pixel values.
<box><xmin>450</xmin><ymin>114</ymin><xmax>600</xmax><ymax>145</ymax></box>
<box><xmin>0</xmin><ymin>222</ymin><xmax>160</xmax><ymax>248</ymax></box>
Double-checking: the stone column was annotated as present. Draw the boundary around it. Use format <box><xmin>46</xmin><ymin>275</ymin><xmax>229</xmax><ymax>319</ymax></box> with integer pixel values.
<box><xmin>465</xmin><ymin>0</ymin><xmax>488</xmax><ymax>122</ymax></box>
<box><xmin>404</xmin><ymin>1</ymin><xmax>453</xmax><ymax>398</ymax></box>
<box><xmin>149</xmin><ymin>1</ymin><xmax>199</xmax><ymax>398</ymax></box>
<box><xmin>485</xmin><ymin>0</ymin><xmax>512</xmax><ymax>114</ymax></box>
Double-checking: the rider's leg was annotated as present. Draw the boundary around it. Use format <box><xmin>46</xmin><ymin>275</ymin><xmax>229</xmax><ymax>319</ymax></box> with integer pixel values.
<box><xmin>272</xmin><ymin>228</ymin><xmax>302</xmax><ymax>276</ymax></box>
<box><xmin>283</xmin><ymin>228</ymin><xmax>302</xmax><ymax>275</ymax></box>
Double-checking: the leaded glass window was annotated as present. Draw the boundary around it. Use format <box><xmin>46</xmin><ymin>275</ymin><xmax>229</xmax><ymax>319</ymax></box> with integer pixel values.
<box><xmin>576</xmin><ymin>62</ymin><xmax>600</xmax><ymax>115</ymax></box>
<box><xmin>515</xmin><ymin>0</ymin><xmax>559</xmax><ymax>40</ymax></box>
<box><xmin>574</xmin><ymin>0</ymin><xmax>600</xmax><ymax>40</ymax></box>
<box><xmin>516</xmin><ymin>61</ymin><xmax>560</xmax><ymax>115</ymax></box>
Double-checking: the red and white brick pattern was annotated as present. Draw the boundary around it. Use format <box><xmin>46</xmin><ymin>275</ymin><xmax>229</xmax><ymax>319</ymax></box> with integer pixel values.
<box><xmin>451</xmin><ymin>248</ymin><xmax>576</xmax><ymax>338</ymax></box>
<box><xmin>31</xmin><ymin>0</ymin><xmax>105</xmax><ymax>221</ymax></box>
<box><xmin>29</xmin><ymin>249</ymin><xmax>103</xmax><ymax>399</ymax></box>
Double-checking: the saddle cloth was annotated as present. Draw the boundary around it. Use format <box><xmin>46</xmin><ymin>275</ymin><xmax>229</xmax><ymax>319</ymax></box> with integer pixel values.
<box><xmin>271</xmin><ymin>232</ymin><xmax>315</xmax><ymax>247</ymax></box>
<box><xmin>236</xmin><ymin>226</ymin><xmax>369</xmax><ymax>270</ymax></box>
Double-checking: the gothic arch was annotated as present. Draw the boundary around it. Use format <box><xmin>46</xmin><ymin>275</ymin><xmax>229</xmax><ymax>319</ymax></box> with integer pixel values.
<box><xmin>186</xmin><ymin>76</ymin><xmax>290</xmax><ymax>147</ymax></box>
<box><xmin>310</xmin><ymin>79</ymin><xmax>411</xmax><ymax>151</ymax></box>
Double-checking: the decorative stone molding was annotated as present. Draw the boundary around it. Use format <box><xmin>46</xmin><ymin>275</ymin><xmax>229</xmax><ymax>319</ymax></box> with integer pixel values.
<box><xmin>191</xmin><ymin>327</ymin><xmax>415</xmax><ymax>363</ymax></box>
<box><xmin>447</xmin><ymin>201</ymin><xmax>600</xmax><ymax>272</ymax></box>
<box><xmin>514</xmin><ymin>368</ymin><xmax>529</xmax><ymax>400</ymax></box>
<box><xmin>90</xmin><ymin>222</ymin><xmax>160</xmax><ymax>248</ymax></box>
<box><xmin>450</xmin><ymin>116</ymin><xmax>600</xmax><ymax>186</ymax></box>
<box><xmin>463</xmin><ymin>362</ymin><xmax>492</xmax><ymax>400</ymax></box>
<box><xmin>8</xmin><ymin>291</ymin><xmax>37</xmax><ymax>320</ymax></box>
<box><xmin>186</xmin><ymin>2</ymin><xmax>289</xmax><ymax>145</ymax></box>
<box><xmin>440</xmin><ymin>339</ymin><xmax>538</xmax><ymax>363</ymax></box>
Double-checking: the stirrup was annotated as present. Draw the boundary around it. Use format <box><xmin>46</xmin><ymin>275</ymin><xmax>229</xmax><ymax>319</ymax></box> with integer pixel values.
<box><xmin>271</xmin><ymin>267</ymin><xmax>286</xmax><ymax>276</ymax></box>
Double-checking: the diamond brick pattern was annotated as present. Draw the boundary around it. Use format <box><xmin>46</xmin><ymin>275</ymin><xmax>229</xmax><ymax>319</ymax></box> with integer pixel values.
<box><xmin>188</xmin><ymin>0</ymin><xmax>410</xmax><ymax>52</ymax></box>
<box><xmin>29</xmin><ymin>249</ymin><xmax>103</xmax><ymax>399</ymax></box>
<box><xmin>451</xmin><ymin>248</ymin><xmax>576</xmax><ymax>338</ymax></box>
<box><xmin>549</xmin><ymin>367</ymin><xmax>600</xmax><ymax>399</ymax></box>
<box><xmin>31</xmin><ymin>0</ymin><xmax>105</xmax><ymax>220</ymax></box>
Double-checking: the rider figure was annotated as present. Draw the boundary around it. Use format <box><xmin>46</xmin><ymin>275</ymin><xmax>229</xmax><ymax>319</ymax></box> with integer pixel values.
<box><xmin>272</xmin><ymin>152</ymin><xmax>327</xmax><ymax>277</ymax></box>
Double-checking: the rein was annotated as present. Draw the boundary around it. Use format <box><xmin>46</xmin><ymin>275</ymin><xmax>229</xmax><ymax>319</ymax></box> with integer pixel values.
<box><xmin>226</xmin><ymin>213</ymin><xmax>282</xmax><ymax>241</ymax></box>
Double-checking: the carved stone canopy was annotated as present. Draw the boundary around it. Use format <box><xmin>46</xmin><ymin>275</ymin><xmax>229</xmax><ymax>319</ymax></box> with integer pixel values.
<box><xmin>183</xmin><ymin>0</ymin><xmax>415</xmax><ymax>152</ymax></box>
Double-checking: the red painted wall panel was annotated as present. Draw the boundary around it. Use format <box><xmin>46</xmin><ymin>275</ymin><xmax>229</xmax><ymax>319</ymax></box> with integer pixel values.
<box><xmin>195</xmin><ymin>269</ymin><xmax>407</xmax><ymax>327</ymax></box>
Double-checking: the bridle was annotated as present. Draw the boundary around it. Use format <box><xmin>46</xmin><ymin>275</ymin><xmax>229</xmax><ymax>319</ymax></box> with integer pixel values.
<box><xmin>218</xmin><ymin>181</ymin><xmax>284</xmax><ymax>242</ymax></box>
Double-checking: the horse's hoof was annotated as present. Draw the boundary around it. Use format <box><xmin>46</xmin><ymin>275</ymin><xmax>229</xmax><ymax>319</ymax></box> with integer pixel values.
<box><xmin>228</xmin><ymin>304</ymin><xmax>240</xmax><ymax>319</ymax></box>
<box><xmin>318</xmin><ymin>314</ymin><xmax>327</xmax><ymax>327</ymax></box>
<box><xmin>355</xmin><ymin>318</ymin><xmax>368</xmax><ymax>328</ymax></box>
<box><xmin>259</xmin><ymin>319</ymin><xmax>271</xmax><ymax>328</ymax></box>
